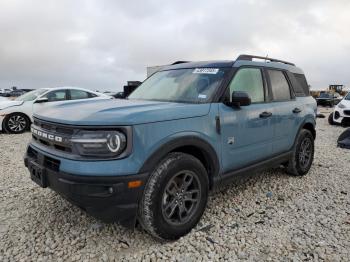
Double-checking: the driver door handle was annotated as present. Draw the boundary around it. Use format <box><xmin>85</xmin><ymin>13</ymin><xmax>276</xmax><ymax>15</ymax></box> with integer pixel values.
<box><xmin>293</xmin><ymin>108</ymin><xmax>302</xmax><ymax>113</ymax></box>
<box><xmin>259</xmin><ymin>111</ymin><xmax>272</xmax><ymax>118</ymax></box>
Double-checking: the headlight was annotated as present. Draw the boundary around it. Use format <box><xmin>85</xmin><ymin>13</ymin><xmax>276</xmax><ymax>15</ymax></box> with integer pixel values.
<box><xmin>71</xmin><ymin>130</ymin><xmax>127</xmax><ymax>158</ymax></box>
<box><xmin>337</xmin><ymin>103</ymin><xmax>346</xmax><ymax>109</ymax></box>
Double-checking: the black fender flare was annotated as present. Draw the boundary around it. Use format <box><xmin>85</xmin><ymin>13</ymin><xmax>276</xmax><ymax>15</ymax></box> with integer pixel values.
<box><xmin>292</xmin><ymin>118</ymin><xmax>316</xmax><ymax>149</ymax></box>
<box><xmin>139</xmin><ymin>136</ymin><xmax>220</xmax><ymax>186</ymax></box>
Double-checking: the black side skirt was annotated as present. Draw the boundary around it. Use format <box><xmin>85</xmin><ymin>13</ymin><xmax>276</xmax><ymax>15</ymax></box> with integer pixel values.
<box><xmin>213</xmin><ymin>151</ymin><xmax>292</xmax><ymax>190</ymax></box>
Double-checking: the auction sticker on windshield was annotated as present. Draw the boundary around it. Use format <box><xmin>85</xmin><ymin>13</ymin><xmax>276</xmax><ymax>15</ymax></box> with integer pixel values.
<box><xmin>193</xmin><ymin>68</ymin><xmax>219</xmax><ymax>74</ymax></box>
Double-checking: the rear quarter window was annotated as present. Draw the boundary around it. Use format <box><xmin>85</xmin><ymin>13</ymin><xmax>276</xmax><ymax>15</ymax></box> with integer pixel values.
<box><xmin>288</xmin><ymin>73</ymin><xmax>310</xmax><ymax>96</ymax></box>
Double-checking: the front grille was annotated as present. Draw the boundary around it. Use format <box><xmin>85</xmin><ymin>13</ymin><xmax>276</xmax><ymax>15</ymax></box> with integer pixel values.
<box><xmin>344</xmin><ymin>110</ymin><xmax>350</xmax><ymax>116</ymax></box>
<box><xmin>32</xmin><ymin>118</ymin><xmax>74</xmax><ymax>153</ymax></box>
<box><xmin>32</xmin><ymin>135</ymin><xmax>72</xmax><ymax>153</ymax></box>
<box><xmin>34</xmin><ymin>119</ymin><xmax>74</xmax><ymax>135</ymax></box>
<box><xmin>31</xmin><ymin>118</ymin><xmax>132</xmax><ymax>160</ymax></box>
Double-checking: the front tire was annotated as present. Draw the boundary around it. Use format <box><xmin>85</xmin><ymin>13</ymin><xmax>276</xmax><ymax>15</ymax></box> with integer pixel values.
<box><xmin>328</xmin><ymin>112</ymin><xmax>335</xmax><ymax>125</ymax></box>
<box><xmin>138</xmin><ymin>152</ymin><xmax>209</xmax><ymax>240</ymax></box>
<box><xmin>3</xmin><ymin>113</ymin><xmax>30</xmax><ymax>134</ymax></box>
<box><xmin>286</xmin><ymin>129</ymin><xmax>314</xmax><ymax>176</ymax></box>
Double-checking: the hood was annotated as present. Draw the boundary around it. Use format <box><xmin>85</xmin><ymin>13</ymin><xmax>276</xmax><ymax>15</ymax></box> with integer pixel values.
<box><xmin>338</xmin><ymin>99</ymin><xmax>350</xmax><ymax>107</ymax></box>
<box><xmin>34</xmin><ymin>99</ymin><xmax>211</xmax><ymax>125</ymax></box>
<box><xmin>0</xmin><ymin>100</ymin><xmax>23</xmax><ymax>110</ymax></box>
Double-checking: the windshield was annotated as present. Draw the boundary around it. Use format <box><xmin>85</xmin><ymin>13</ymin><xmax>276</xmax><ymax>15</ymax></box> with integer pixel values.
<box><xmin>319</xmin><ymin>93</ymin><xmax>332</xmax><ymax>98</ymax></box>
<box><xmin>15</xmin><ymin>89</ymin><xmax>47</xmax><ymax>101</ymax></box>
<box><xmin>345</xmin><ymin>92</ymin><xmax>350</xmax><ymax>100</ymax></box>
<box><xmin>129</xmin><ymin>68</ymin><xmax>229</xmax><ymax>103</ymax></box>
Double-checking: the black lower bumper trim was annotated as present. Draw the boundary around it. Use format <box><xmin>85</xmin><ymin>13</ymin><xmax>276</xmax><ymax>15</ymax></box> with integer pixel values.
<box><xmin>24</xmin><ymin>155</ymin><xmax>148</xmax><ymax>228</ymax></box>
<box><xmin>341</xmin><ymin>117</ymin><xmax>350</xmax><ymax>126</ymax></box>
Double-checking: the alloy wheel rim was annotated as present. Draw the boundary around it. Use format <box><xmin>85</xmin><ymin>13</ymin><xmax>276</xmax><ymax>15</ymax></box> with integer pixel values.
<box><xmin>299</xmin><ymin>137</ymin><xmax>312</xmax><ymax>169</ymax></box>
<box><xmin>8</xmin><ymin>115</ymin><xmax>26</xmax><ymax>132</ymax></box>
<box><xmin>162</xmin><ymin>171</ymin><xmax>201</xmax><ymax>225</ymax></box>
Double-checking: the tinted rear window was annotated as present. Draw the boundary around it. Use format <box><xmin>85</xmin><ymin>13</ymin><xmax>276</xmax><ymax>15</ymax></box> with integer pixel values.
<box><xmin>292</xmin><ymin>73</ymin><xmax>309</xmax><ymax>96</ymax></box>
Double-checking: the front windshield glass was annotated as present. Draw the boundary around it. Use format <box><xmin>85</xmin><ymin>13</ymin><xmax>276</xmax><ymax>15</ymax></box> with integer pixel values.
<box><xmin>15</xmin><ymin>89</ymin><xmax>47</xmax><ymax>102</ymax></box>
<box><xmin>345</xmin><ymin>92</ymin><xmax>350</xmax><ymax>100</ymax></box>
<box><xmin>129</xmin><ymin>68</ymin><xmax>229</xmax><ymax>103</ymax></box>
<box><xmin>319</xmin><ymin>93</ymin><xmax>331</xmax><ymax>98</ymax></box>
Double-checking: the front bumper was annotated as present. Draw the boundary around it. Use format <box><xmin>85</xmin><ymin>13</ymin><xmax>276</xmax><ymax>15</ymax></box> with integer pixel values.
<box><xmin>24</xmin><ymin>145</ymin><xmax>148</xmax><ymax>228</ymax></box>
<box><xmin>333</xmin><ymin>109</ymin><xmax>350</xmax><ymax>125</ymax></box>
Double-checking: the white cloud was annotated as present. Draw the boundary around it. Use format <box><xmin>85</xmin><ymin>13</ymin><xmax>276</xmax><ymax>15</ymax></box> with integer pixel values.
<box><xmin>0</xmin><ymin>0</ymin><xmax>349</xmax><ymax>91</ymax></box>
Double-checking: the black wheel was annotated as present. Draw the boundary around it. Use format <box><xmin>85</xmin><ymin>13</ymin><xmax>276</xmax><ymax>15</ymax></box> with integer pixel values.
<box><xmin>3</xmin><ymin>113</ymin><xmax>30</xmax><ymax>134</ymax></box>
<box><xmin>138</xmin><ymin>152</ymin><xmax>209</xmax><ymax>240</ymax></box>
<box><xmin>328</xmin><ymin>113</ymin><xmax>335</xmax><ymax>125</ymax></box>
<box><xmin>286</xmin><ymin>129</ymin><xmax>314</xmax><ymax>176</ymax></box>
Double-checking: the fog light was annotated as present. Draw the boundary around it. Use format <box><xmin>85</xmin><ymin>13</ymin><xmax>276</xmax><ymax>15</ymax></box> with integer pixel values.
<box><xmin>335</xmin><ymin>111</ymin><xmax>340</xmax><ymax>119</ymax></box>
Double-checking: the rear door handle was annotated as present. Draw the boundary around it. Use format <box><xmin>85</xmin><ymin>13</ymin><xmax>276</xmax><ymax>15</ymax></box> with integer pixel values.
<box><xmin>293</xmin><ymin>108</ymin><xmax>302</xmax><ymax>113</ymax></box>
<box><xmin>259</xmin><ymin>111</ymin><xmax>272</xmax><ymax>118</ymax></box>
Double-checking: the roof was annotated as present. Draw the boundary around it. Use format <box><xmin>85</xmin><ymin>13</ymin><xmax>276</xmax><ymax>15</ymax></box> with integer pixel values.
<box><xmin>36</xmin><ymin>87</ymin><xmax>108</xmax><ymax>96</ymax></box>
<box><xmin>41</xmin><ymin>86</ymin><xmax>90</xmax><ymax>91</ymax></box>
<box><xmin>161</xmin><ymin>60</ymin><xmax>235</xmax><ymax>71</ymax></box>
<box><xmin>159</xmin><ymin>55</ymin><xmax>304</xmax><ymax>75</ymax></box>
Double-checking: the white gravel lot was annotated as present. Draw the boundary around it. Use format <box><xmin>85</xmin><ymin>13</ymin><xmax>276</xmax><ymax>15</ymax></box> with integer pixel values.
<box><xmin>0</xmin><ymin>109</ymin><xmax>349</xmax><ymax>261</ymax></box>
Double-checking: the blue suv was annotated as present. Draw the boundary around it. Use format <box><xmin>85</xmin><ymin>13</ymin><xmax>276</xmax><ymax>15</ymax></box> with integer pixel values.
<box><xmin>24</xmin><ymin>55</ymin><xmax>317</xmax><ymax>240</ymax></box>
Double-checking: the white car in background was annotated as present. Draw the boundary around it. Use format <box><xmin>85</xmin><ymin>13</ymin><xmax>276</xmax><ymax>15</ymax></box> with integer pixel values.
<box><xmin>329</xmin><ymin>92</ymin><xmax>350</xmax><ymax>126</ymax></box>
<box><xmin>0</xmin><ymin>97</ymin><xmax>9</xmax><ymax>101</ymax></box>
<box><xmin>0</xmin><ymin>87</ymin><xmax>112</xmax><ymax>133</ymax></box>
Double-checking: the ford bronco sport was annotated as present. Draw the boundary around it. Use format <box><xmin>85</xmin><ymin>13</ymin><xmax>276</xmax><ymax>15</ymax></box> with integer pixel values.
<box><xmin>25</xmin><ymin>55</ymin><xmax>317</xmax><ymax>240</ymax></box>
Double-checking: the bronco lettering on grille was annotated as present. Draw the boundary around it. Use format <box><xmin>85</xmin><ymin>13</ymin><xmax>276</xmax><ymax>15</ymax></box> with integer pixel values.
<box><xmin>31</xmin><ymin>127</ymin><xmax>63</xmax><ymax>143</ymax></box>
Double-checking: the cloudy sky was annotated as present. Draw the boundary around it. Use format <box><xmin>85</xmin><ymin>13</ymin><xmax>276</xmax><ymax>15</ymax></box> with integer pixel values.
<box><xmin>0</xmin><ymin>0</ymin><xmax>349</xmax><ymax>91</ymax></box>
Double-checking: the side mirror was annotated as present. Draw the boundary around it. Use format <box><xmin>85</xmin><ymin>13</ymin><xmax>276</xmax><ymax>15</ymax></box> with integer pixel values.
<box><xmin>225</xmin><ymin>91</ymin><xmax>251</xmax><ymax>107</ymax></box>
<box><xmin>35</xmin><ymin>97</ymin><xmax>49</xmax><ymax>103</ymax></box>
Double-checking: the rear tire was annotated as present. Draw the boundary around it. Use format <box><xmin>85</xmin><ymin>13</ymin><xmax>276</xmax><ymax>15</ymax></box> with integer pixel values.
<box><xmin>328</xmin><ymin>113</ymin><xmax>335</xmax><ymax>125</ymax></box>
<box><xmin>286</xmin><ymin>129</ymin><xmax>314</xmax><ymax>176</ymax></box>
<box><xmin>138</xmin><ymin>152</ymin><xmax>209</xmax><ymax>240</ymax></box>
<box><xmin>3</xmin><ymin>113</ymin><xmax>30</xmax><ymax>134</ymax></box>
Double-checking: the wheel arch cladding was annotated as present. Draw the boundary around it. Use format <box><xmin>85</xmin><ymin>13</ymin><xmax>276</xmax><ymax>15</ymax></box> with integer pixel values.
<box><xmin>139</xmin><ymin>136</ymin><xmax>220</xmax><ymax>190</ymax></box>
<box><xmin>302</xmin><ymin>122</ymin><xmax>316</xmax><ymax>139</ymax></box>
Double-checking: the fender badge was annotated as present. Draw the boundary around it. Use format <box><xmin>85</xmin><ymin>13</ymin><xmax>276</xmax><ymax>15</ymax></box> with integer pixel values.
<box><xmin>228</xmin><ymin>137</ymin><xmax>235</xmax><ymax>145</ymax></box>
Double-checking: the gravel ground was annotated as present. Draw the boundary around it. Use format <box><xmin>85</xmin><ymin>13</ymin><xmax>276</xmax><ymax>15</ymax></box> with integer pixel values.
<box><xmin>0</xmin><ymin>109</ymin><xmax>349</xmax><ymax>261</ymax></box>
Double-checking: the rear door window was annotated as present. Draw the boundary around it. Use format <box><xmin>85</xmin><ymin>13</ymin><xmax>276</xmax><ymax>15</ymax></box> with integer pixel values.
<box><xmin>70</xmin><ymin>90</ymin><xmax>93</xmax><ymax>100</ymax></box>
<box><xmin>268</xmin><ymin>70</ymin><xmax>291</xmax><ymax>101</ymax></box>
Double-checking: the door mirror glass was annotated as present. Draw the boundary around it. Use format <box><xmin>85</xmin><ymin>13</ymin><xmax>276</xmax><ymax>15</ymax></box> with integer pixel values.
<box><xmin>34</xmin><ymin>97</ymin><xmax>49</xmax><ymax>103</ymax></box>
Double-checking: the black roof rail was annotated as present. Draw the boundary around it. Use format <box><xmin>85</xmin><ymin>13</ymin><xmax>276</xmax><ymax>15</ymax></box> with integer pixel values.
<box><xmin>171</xmin><ymin>61</ymin><xmax>190</xmax><ymax>65</ymax></box>
<box><xmin>236</xmin><ymin>54</ymin><xmax>295</xmax><ymax>66</ymax></box>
